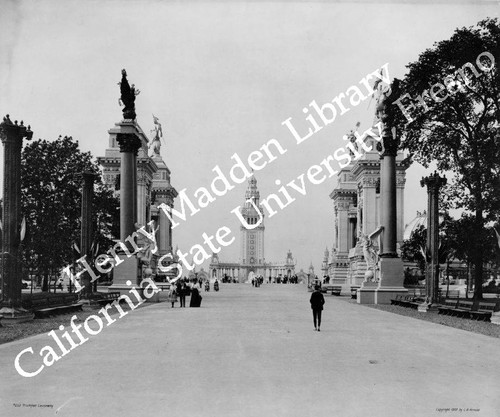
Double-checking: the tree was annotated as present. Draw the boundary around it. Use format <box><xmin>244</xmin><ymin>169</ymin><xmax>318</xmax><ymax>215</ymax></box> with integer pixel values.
<box><xmin>21</xmin><ymin>136</ymin><xmax>119</xmax><ymax>291</ymax></box>
<box><xmin>394</xmin><ymin>18</ymin><xmax>500</xmax><ymax>299</ymax></box>
<box><xmin>401</xmin><ymin>221</ymin><xmax>452</xmax><ymax>288</ymax></box>
<box><xmin>401</xmin><ymin>224</ymin><xmax>427</xmax><ymax>274</ymax></box>
<box><xmin>443</xmin><ymin>215</ymin><xmax>500</xmax><ymax>291</ymax></box>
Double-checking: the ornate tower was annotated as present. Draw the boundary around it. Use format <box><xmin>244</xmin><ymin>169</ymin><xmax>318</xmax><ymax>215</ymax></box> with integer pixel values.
<box><xmin>239</xmin><ymin>175</ymin><xmax>265</xmax><ymax>279</ymax></box>
<box><xmin>321</xmin><ymin>247</ymin><xmax>329</xmax><ymax>277</ymax></box>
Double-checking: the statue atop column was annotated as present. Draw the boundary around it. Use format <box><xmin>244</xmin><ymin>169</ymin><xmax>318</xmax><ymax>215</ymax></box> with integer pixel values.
<box><xmin>374</xmin><ymin>77</ymin><xmax>402</xmax><ymax>156</ymax></box>
<box><xmin>118</xmin><ymin>69</ymin><xmax>140</xmax><ymax>120</ymax></box>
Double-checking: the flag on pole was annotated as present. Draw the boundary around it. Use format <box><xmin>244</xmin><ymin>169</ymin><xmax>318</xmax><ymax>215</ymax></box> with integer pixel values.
<box><xmin>494</xmin><ymin>227</ymin><xmax>500</xmax><ymax>250</ymax></box>
<box><xmin>20</xmin><ymin>217</ymin><xmax>26</xmax><ymax>242</ymax></box>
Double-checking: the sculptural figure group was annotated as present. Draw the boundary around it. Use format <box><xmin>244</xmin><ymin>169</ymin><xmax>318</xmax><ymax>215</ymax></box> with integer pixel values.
<box><xmin>119</xmin><ymin>69</ymin><xmax>140</xmax><ymax>120</ymax></box>
<box><xmin>360</xmin><ymin>226</ymin><xmax>384</xmax><ymax>283</ymax></box>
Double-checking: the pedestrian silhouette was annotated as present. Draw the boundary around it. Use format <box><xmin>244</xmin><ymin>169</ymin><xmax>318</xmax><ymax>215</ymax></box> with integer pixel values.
<box><xmin>310</xmin><ymin>285</ymin><xmax>325</xmax><ymax>331</ymax></box>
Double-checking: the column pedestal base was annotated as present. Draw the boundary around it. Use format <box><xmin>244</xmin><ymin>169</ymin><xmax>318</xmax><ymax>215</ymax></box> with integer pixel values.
<box><xmin>357</xmin><ymin>257</ymin><xmax>408</xmax><ymax>304</ymax></box>
<box><xmin>491</xmin><ymin>311</ymin><xmax>500</xmax><ymax>326</ymax></box>
<box><xmin>0</xmin><ymin>307</ymin><xmax>34</xmax><ymax>324</ymax></box>
<box><xmin>108</xmin><ymin>256</ymin><xmax>140</xmax><ymax>294</ymax></box>
<box><xmin>108</xmin><ymin>257</ymin><xmax>162</xmax><ymax>303</ymax></box>
<box><xmin>417</xmin><ymin>302</ymin><xmax>439</xmax><ymax>313</ymax></box>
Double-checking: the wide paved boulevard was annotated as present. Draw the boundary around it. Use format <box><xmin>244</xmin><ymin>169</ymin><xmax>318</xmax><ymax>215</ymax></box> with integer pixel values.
<box><xmin>1</xmin><ymin>283</ymin><xmax>499</xmax><ymax>417</ymax></box>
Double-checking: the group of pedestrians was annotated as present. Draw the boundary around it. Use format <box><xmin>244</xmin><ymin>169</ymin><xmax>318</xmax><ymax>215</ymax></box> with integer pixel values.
<box><xmin>251</xmin><ymin>276</ymin><xmax>264</xmax><ymax>287</ymax></box>
<box><xmin>267</xmin><ymin>275</ymin><xmax>299</xmax><ymax>284</ymax></box>
<box><xmin>167</xmin><ymin>279</ymin><xmax>203</xmax><ymax>308</ymax></box>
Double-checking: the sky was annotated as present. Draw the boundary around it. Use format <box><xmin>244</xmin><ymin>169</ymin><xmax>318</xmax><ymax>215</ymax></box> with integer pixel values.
<box><xmin>1</xmin><ymin>0</ymin><xmax>499</xmax><ymax>273</ymax></box>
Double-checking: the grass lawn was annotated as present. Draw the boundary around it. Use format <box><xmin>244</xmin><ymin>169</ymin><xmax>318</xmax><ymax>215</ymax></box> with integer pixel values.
<box><xmin>0</xmin><ymin>302</ymin><xmax>155</xmax><ymax>345</ymax></box>
<box><xmin>355</xmin><ymin>299</ymin><xmax>500</xmax><ymax>338</ymax></box>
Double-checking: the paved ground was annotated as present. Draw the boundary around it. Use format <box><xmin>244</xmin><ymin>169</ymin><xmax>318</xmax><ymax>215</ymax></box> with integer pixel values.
<box><xmin>1</xmin><ymin>284</ymin><xmax>499</xmax><ymax>417</ymax></box>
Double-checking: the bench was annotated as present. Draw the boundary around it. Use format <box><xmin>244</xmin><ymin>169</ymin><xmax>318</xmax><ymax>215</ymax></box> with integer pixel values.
<box><xmin>390</xmin><ymin>295</ymin><xmax>425</xmax><ymax>309</ymax></box>
<box><xmin>350</xmin><ymin>286</ymin><xmax>360</xmax><ymax>299</ymax></box>
<box><xmin>449</xmin><ymin>300</ymin><xmax>474</xmax><ymax>318</ymax></box>
<box><xmin>391</xmin><ymin>295</ymin><xmax>415</xmax><ymax>306</ymax></box>
<box><xmin>391</xmin><ymin>295</ymin><xmax>403</xmax><ymax>305</ymax></box>
<box><xmin>397</xmin><ymin>295</ymin><xmax>415</xmax><ymax>308</ymax></box>
<box><xmin>32</xmin><ymin>294</ymin><xmax>84</xmax><ymax>318</ymax></box>
<box><xmin>88</xmin><ymin>292</ymin><xmax>121</xmax><ymax>306</ymax></box>
<box><xmin>21</xmin><ymin>293</ymin><xmax>83</xmax><ymax>318</ymax></box>
<box><xmin>469</xmin><ymin>302</ymin><xmax>496</xmax><ymax>321</ymax></box>
<box><xmin>438</xmin><ymin>299</ymin><xmax>459</xmax><ymax>315</ymax></box>
<box><xmin>331</xmin><ymin>286</ymin><xmax>342</xmax><ymax>296</ymax></box>
<box><xmin>407</xmin><ymin>298</ymin><xmax>426</xmax><ymax>309</ymax></box>
<box><xmin>407</xmin><ymin>288</ymin><xmax>426</xmax><ymax>298</ymax></box>
<box><xmin>437</xmin><ymin>289</ymin><xmax>460</xmax><ymax>303</ymax></box>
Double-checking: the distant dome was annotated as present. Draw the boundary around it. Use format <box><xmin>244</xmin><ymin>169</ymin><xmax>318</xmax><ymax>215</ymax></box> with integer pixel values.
<box><xmin>403</xmin><ymin>211</ymin><xmax>427</xmax><ymax>240</ymax></box>
<box><xmin>403</xmin><ymin>211</ymin><xmax>446</xmax><ymax>240</ymax></box>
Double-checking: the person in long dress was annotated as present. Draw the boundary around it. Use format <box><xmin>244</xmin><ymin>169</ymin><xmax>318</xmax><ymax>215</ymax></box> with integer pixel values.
<box><xmin>190</xmin><ymin>286</ymin><xmax>202</xmax><ymax>307</ymax></box>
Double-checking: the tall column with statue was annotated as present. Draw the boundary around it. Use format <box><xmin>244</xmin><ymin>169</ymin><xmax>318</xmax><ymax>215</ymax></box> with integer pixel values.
<box><xmin>108</xmin><ymin>69</ymin><xmax>155</xmax><ymax>296</ymax></box>
<box><xmin>357</xmin><ymin>79</ymin><xmax>408</xmax><ymax>304</ymax></box>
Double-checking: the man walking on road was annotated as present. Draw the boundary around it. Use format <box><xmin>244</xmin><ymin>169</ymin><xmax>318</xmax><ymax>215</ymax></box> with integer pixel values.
<box><xmin>310</xmin><ymin>285</ymin><xmax>325</xmax><ymax>331</ymax></box>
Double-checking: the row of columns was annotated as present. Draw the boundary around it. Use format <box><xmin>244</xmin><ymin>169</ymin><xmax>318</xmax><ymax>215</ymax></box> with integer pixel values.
<box><xmin>217</xmin><ymin>267</ymin><xmax>239</xmax><ymax>278</ymax></box>
<box><xmin>265</xmin><ymin>268</ymin><xmax>292</xmax><ymax>277</ymax></box>
<box><xmin>213</xmin><ymin>266</ymin><xmax>294</xmax><ymax>279</ymax></box>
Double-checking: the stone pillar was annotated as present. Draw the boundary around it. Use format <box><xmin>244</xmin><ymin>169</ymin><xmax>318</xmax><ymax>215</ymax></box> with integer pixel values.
<box><xmin>351</xmin><ymin>218</ymin><xmax>357</xmax><ymax>248</ymax></box>
<box><xmin>347</xmin><ymin>219</ymin><xmax>353</xmax><ymax>250</ymax></box>
<box><xmin>337</xmin><ymin>204</ymin><xmax>350</xmax><ymax>253</ymax></box>
<box><xmin>137</xmin><ymin>169</ymin><xmax>150</xmax><ymax>226</ymax></box>
<box><xmin>362</xmin><ymin>182</ymin><xmax>378</xmax><ymax>235</ymax></box>
<box><xmin>334</xmin><ymin>212</ymin><xmax>339</xmax><ymax>249</ymax></box>
<box><xmin>380</xmin><ymin>153</ymin><xmax>397</xmax><ymax>257</ymax></box>
<box><xmin>117</xmin><ymin>133</ymin><xmax>141</xmax><ymax>240</ymax></box>
<box><xmin>157</xmin><ymin>206</ymin><xmax>168</xmax><ymax>255</ymax></box>
<box><xmin>396</xmin><ymin>174</ymin><xmax>406</xmax><ymax>247</ymax></box>
<box><xmin>358</xmin><ymin>133</ymin><xmax>407</xmax><ymax>304</ymax></box>
<box><xmin>421</xmin><ymin>172</ymin><xmax>447</xmax><ymax>306</ymax></box>
<box><xmin>109</xmin><ymin>131</ymin><xmax>142</xmax><ymax>294</ymax></box>
<box><xmin>0</xmin><ymin>116</ymin><xmax>33</xmax><ymax>321</ymax></box>
<box><xmin>81</xmin><ymin>172</ymin><xmax>96</xmax><ymax>296</ymax></box>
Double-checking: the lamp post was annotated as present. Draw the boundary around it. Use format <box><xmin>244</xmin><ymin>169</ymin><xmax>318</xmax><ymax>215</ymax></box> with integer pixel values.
<box><xmin>421</xmin><ymin>172</ymin><xmax>447</xmax><ymax>306</ymax></box>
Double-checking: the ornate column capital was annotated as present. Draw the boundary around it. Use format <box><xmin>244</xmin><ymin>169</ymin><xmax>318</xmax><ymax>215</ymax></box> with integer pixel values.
<box><xmin>420</xmin><ymin>171</ymin><xmax>447</xmax><ymax>192</ymax></box>
<box><xmin>117</xmin><ymin>133</ymin><xmax>141</xmax><ymax>155</ymax></box>
<box><xmin>82</xmin><ymin>171</ymin><xmax>98</xmax><ymax>184</ymax></box>
<box><xmin>361</xmin><ymin>176</ymin><xmax>379</xmax><ymax>188</ymax></box>
<box><xmin>0</xmin><ymin>115</ymin><xmax>33</xmax><ymax>144</ymax></box>
<box><xmin>396</xmin><ymin>176</ymin><xmax>406</xmax><ymax>187</ymax></box>
<box><xmin>377</xmin><ymin>133</ymin><xmax>399</xmax><ymax>157</ymax></box>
